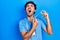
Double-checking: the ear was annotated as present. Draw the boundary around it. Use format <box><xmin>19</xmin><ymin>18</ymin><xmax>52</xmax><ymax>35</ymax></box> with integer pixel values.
<box><xmin>34</xmin><ymin>10</ymin><xmax>36</xmax><ymax>14</ymax></box>
<box><xmin>34</xmin><ymin>10</ymin><xmax>36</xmax><ymax>12</ymax></box>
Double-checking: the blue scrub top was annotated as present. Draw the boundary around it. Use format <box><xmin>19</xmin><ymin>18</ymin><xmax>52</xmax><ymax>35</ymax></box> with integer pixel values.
<box><xmin>19</xmin><ymin>18</ymin><xmax>46</xmax><ymax>40</ymax></box>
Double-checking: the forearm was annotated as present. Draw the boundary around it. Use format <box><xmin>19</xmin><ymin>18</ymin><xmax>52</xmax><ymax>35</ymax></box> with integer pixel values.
<box><xmin>46</xmin><ymin>18</ymin><xmax>52</xmax><ymax>34</ymax></box>
<box><xmin>23</xmin><ymin>26</ymin><xmax>36</xmax><ymax>39</ymax></box>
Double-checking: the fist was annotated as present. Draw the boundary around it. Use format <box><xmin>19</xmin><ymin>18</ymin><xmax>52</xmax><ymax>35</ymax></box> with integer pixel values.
<box><xmin>41</xmin><ymin>10</ymin><xmax>49</xmax><ymax>19</ymax></box>
<box><xmin>32</xmin><ymin>18</ymin><xmax>38</xmax><ymax>28</ymax></box>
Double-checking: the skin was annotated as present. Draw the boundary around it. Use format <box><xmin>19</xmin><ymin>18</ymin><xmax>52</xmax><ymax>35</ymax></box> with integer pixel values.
<box><xmin>21</xmin><ymin>3</ymin><xmax>52</xmax><ymax>40</ymax></box>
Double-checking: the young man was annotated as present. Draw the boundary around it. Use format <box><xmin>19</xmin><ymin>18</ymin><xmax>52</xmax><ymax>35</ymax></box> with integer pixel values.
<box><xmin>19</xmin><ymin>1</ymin><xmax>52</xmax><ymax>40</ymax></box>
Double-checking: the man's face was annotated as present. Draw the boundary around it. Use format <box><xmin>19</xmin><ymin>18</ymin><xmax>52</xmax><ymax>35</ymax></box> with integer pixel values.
<box><xmin>26</xmin><ymin>3</ymin><xmax>35</xmax><ymax>17</ymax></box>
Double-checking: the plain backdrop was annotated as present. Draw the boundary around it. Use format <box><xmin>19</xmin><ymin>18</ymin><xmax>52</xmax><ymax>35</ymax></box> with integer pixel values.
<box><xmin>0</xmin><ymin>0</ymin><xmax>60</xmax><ymax>40</ymax></box>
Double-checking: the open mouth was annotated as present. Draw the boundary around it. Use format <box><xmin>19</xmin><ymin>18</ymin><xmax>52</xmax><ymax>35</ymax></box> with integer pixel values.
<box><xmin>28</xmin><ymin>8</ymin><xmax>31</xmax><ymax>13</ymax></box>
<box><xmin>29</xmin><ymin>10</ymin><xmax>31</xmax><ymax>13</ymax></box>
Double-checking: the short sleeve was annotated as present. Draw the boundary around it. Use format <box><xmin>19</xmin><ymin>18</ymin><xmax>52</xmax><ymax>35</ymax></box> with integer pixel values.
<box><xmin>19</xmin><ymin>20</ymin><xmax>27</xmax><ymax>32</ymax></box>
<box><xmin>41</xmin><ymin>20</ymin><xmax>46</xmax><ymax>29</ymax></box>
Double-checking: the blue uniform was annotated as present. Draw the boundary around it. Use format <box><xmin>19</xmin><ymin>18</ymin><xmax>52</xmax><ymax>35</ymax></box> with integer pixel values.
<box><xmin>19</xmin><ymin>18</ymin><xmax>46</xmax><ymax>40</ymax></box>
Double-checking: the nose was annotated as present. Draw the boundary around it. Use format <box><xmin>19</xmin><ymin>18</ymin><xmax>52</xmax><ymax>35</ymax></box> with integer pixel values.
<box><xmin>28</xmin><ymin>5</ymin><xmax>31</xmax><ymax>8</ymax></box>
<box><xmin>28</xmin><ymin>8</ymin><xmax>31</xmax><ymax>9</ymax></box>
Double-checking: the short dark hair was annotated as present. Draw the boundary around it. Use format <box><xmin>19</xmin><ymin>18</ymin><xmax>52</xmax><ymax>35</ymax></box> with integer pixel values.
<box><xmin>24</xmin><ymin>1</ymin><xmax>36</xmax><ymax>10</ymax></box>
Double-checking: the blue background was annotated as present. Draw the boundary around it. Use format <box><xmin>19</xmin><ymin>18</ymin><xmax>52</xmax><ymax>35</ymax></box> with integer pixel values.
<box><xmin>0</xmin><ymin>0</ymin><xmax>60</xmax><ymax>40</ymax></box>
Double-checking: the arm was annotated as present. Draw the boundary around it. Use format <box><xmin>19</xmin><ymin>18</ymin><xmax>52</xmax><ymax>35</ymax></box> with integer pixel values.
<box><xmin>21</xmin><ymin>19</ymin><xmax>38</xmax><ymax>40</ymax></box>
<box><xmin>44</xmin><ymin>17</ymin><xmax>52</xmax><ymax>35</ymax></box>
<box><xmin>42</xmin><ymin>11</ymin><xmax>52</xmax><ymax>35</ymax></box>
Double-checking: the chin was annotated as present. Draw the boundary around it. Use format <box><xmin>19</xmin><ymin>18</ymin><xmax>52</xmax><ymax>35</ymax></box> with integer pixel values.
<box><xmin>27</xmin><ymin>14</ymin><xmax>33</xmax><ymax>17</ymax></box>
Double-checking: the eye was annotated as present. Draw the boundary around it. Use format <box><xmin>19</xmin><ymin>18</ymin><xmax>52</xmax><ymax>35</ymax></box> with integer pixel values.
<box><xmin>31</xmin><ymin>5</ymin><xmax>34</xmax><ymax>7</ymax></box>
<box><xmin>27</xmin><ymin>5</ymin><xmax>29</xmax><ymax>7</ymax></box>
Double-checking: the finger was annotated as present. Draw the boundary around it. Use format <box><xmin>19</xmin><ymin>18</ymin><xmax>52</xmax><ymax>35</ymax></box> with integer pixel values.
<box><xmin>35</xmin><ymin>18</ymin><xmax>38</xmax><ymax>23</ymax></box>
<box><xmin>33</xmin><ymin>18</ymin><xmax>35</xmax><ymax>23</ymax></box>
<box><xmin>40</xmin><ymin>10</ymin><xmax>46</xmax><ymax>13</ymax></box>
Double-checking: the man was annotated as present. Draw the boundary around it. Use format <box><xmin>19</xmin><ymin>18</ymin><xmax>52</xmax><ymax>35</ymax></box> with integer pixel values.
<box><xmin>19</xmin><ymin>1</ymin><xmax>52</xmax><ymax>40</ymax></box>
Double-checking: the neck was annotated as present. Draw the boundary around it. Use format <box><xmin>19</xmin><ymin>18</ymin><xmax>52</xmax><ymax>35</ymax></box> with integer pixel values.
<box><xmin>27</xmin><ymin>15</ymin><xmax>34</xmax><ymax>22</ymax></box>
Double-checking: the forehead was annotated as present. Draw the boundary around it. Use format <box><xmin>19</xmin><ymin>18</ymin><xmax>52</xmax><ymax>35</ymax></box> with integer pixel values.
<box><xmin>27</xmin><ymin>3</ymin><xmax>34</xmax><ymax>6</ymax></box>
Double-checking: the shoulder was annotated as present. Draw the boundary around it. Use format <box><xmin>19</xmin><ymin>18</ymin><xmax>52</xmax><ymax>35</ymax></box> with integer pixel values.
<box><xmin>37</xmin><ymin>18</ymin><xmax>43</xmax><ymax>23</ymax></box>
<box><xmin>19</xmin><ymin>18</ymin><xmax>27</xmax><ymax>24</ymax></box>
<box><xmin>37</xmin><ymin>18</ymin><xmax>45</xmax><ymax>25</ymax></box>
